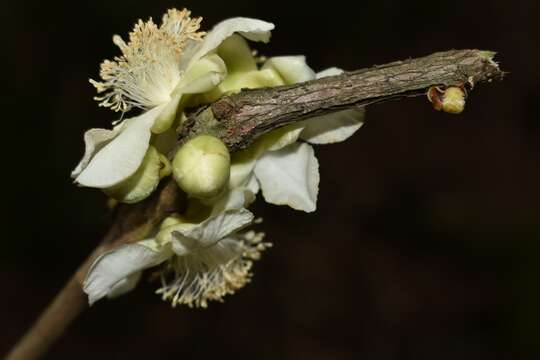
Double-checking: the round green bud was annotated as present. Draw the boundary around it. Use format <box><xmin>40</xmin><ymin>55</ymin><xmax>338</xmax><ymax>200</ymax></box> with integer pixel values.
<box><xmin>172</xmin><ymin>135</ymin><xmax>230</xmax><ymax>199</ymax></box>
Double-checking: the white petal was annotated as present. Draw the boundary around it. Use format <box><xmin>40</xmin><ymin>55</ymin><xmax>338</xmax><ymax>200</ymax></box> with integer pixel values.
<box><xmin>107</xmin><ymin>272</ymin><xmax>142</xmax><ymax>299</ymax></box>
<box><xmin>171</xmin><ymin>208</ymin><xmax>254</xmax><ymax>254</ymax></box>
<box><xmin>189</xmin><ymin>18</ymin><xmax>274</xmax><ymax>67</ymax></box>
<box><xmin>177</xmin><ymin>54</ymin><xmax>227</xmax><ymax>94</ymax></box>
<box><xmin>254</xmin><ymin>143</ymin><xmax>319</xmax><ymax>212</ymax></box>
<box><xmin>300</xmin><ymin>108</ymin><xmax>365</xmax><ymax>144</ymax></box>
<box><xmin>296</xmin><ymin>67</ymin><xmax>364</xmax><ymax>144</ymax></box>
<box><xmin>253</xmin><ymin>124</ymin><xmax>306</xmax><ymax>155</ymax></box>
<box><xmin>228</xmin><ymin>125</ymin><xmax>304</xmax><ymax>190</ymax></box>
<box><xmin>262</xmin><ymin>56</ymin><xmax>316</xmax><ymax>84</ymax></box>
<box><xmin>152</xmin><ymin>126</ymin><xmax>178</xmax><ymax>155</ymax></box>
<box><xmin>264</xmin><ymin>125</ymin><xmax>305</xmax><ymax>151</ymax></box>
<box><xmin>209</xmin><ymin>188</ymin><xmax>256</xmax><ymax>214</ymax></box>
<box><xmin>75</xmin><ymin>105</ymin><xmax>165</xmax><ymax>188</ymax></box>
<box><xmin>71</xmin><ymin>127</ymin><xmax>122</xmax><ymax>178</ymax></box>
<box><xmin>83</xmin><ymin>241</ymin><xmax>171</xmax><ymax>305</ymax></box>
<box><xmin>229</xmin><ymin>147</ymin><xmax>259</xmax><ymax>189</ymax></box>
<box><xmin>245</xmin><ymin>174</ymin><xmax>260</xmax><ymax>196</ymax></box>
<box><xmin>316</xmin><ymin>67</ymin><xmax>344</xmax><ymax>78</ymax></box>
<box><xmin>103</xmin><ymin>146</ymin><xmax>163</xmax><ymax>204</ymax></box>
<box><xmin>151</xmin><ymin>93</ymin><xmax>182</xmax><ymax>134</ymax></box>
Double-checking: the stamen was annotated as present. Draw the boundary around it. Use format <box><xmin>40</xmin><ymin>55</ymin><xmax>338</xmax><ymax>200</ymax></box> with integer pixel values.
<box><xmin>156</xmin><ymin>231</ymin><xmax>271</xmax><ymax>308</ymax></box>
<box><xmin>90</xmin><ymin>8</ymin><xmax>205</xmax><ymax>113</ymax></box>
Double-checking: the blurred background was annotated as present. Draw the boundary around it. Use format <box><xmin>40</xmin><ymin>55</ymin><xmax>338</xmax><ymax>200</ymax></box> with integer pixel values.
<box><xmin>1</xmin><ymin>0</ymin><xmax>539</xmax><ymax>359</ymax></box>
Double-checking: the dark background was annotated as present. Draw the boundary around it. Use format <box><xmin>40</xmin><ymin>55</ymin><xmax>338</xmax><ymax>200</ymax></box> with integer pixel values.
<box><xmin>1</xmin><ymin>1</ymin><xmax>539</xmax><ymax>359</ymax></box>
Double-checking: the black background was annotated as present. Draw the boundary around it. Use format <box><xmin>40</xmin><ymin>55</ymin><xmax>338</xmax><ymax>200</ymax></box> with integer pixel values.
<box><xmin>2</xmin><ymin>1</ymin><xmax>540</xmax><ymax>359</ymax></box>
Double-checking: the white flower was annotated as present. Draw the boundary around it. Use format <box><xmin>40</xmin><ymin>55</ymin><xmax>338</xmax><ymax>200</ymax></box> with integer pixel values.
<box><xmin>72</xmin><ymin>9</ymin><xmax>274</xmax><ymax>189</ymax></box>
<box><xmin>83</xmin><ymin>188</ymin><xmax>270</xmax><ymax>308</ymax></box>
<box><xmin>228</xmin><ymin>61</ymin><xmax>365</xmax><ymax>212</ymax></box>
<box><xmin>79</xmin><ymin>11</ymin><xmax>367</xmax><ymax>309</ymax></box>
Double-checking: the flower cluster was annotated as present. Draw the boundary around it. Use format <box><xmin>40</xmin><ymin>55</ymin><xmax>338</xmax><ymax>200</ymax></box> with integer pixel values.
<box><xmin>76</xmin><ymin>8</ymin><xmax>365</xmax><ymax>308</ymax></box>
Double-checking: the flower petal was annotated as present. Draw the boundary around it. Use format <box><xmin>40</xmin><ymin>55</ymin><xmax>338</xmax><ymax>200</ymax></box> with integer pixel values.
<box><xmin>254</xmin><ymin>142</ymin><xmax>319</xmax><ymax>212</ymax></box>
<box><xmin>210</xmin><ymin>188</ymin><xmax>256</xmax><ymax>214</ymax></box>
<box><xmin>83</xmin><ymin>241</ymin><xmax>171</xmax><ymax>305</ymax></box>
<box><xmin>75</xmin><ymin>104</ymin><xmax>165</xmax><ymax>188</ymax></box>
<box><xmin>177</xmin><ymin>54</ymin><xmax>227</xmax><ymax>94</ymax></box>
<box><xmin>217</xmin><ymin>34</ymin><xmax>257</xmax><ymax>73</ymax></box>
<box><xmin>103</xmin><ymin>146</ymin><xmax>163</xmax><ymax>204</ymax></box>
<box><xmin>71</xmin><ymin>127</ymin><xmax>123</xmax><ymax>178</ymax></box>
<box><xmin>150</xmin><ymin>93</ymin><xmax>182</xmax><ymax>134</ymax></box>
<box><xmin>316</xmin><ymin>67</ymin><xmax>344</xmax><ymax>78</ymax></box>
<box><xmin>246</xmin><ymin>174</ymin><xmax>260</xmax><ymax>196</ymax></box>
<box><xmin>229</xmin><ymin>147</ymin><xmax>259</xmax><ymax>189</ymax></box>
<box><xmin>171</xmin><ymin>208</ymin><xmax>254</xmax><ymax>254</ymax></box>
<box><xmin>189</xmin><ymin>18</ymin><xmax>274</xmax><ymax>67</ymax></box>
<box><xmin>300</xmin><ymin>108</ymin><xmax>365</xmax><ymax>144</ymax></box>
<box><xmin>295</xmin><ymin>66</ymin><xmax>365</xmax><ymax>144</ymax></box>
<box><xmin>107</xmin><ymin>272</ymin><xmax>142</xmax><ymax>299</ymax></box>
<box><xmin>228</xmin><ymin>124</ymin><xmax>304</xmax><ymax>190</ymax></box>
<box><xmin>263</xmin><ymin>125</ymin><xmax>305</xmax><ymax>151</ymax></box>
<box><xmin>262</xmin><ymin>56</ymin><xmax>316</xmax><ymax>84</ymax></box>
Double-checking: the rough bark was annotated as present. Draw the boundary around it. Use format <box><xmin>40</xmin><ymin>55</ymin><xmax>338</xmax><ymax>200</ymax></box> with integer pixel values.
<box><xmin>181</xmin><ymin>49</ymin><xmax>502</xmax><ymax>151</ymax></box>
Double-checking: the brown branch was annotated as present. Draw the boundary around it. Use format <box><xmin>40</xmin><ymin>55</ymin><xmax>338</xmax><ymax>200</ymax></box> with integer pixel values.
<box><xmin>181</xmin><ymin>49</ymin><xmax>502</xmax><ymax>151</ymax></box>
<box><xmin>4</xmin><ymin>49</ymin><xmax>503</xmax><ymax>360</ymax></box>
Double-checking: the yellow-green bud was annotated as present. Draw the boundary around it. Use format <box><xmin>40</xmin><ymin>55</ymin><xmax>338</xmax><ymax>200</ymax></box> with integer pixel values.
<box><xmin>441</xmin><ymin>87</ymin><xmax>466</xmax><ymax>114</ymax></box>
<box><xmin>172</xmin><ymin>135</ymin><xmax>230</xmax><ymax>199</ymax></box>
<box><xmin>155</xmin><ymin>214</ymin><xmax>188</xmax><ymax>245</ymax></box>
<box><xmin>427</xmin><ymin>86</ymin><xmax>466</xmax><ymax>114</ymax></box>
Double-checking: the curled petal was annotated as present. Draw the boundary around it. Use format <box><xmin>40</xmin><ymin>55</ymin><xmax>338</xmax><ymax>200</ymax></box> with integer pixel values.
<box><xmin>262</xmin><ymin>56</ymin><xmax>316</xmax><ymax>84</ymax></box>
<box><xmin>254</xmin><ymin>142</ymin><xmax>319</xmax><ymax>212</ymax></box>
<box><xmin>150</xmin><ymin>94</ymin><xmax>182</xmax><ymax>134</ymax></box>
<box><xmin>316</xmin><ymin>67</ymin><xmax>344</xmax><ymax>78</ymax></box>
<box><xmin>228</xmin><ymin>124</ymin><xmax>303</xmax><ymax>190</ymax></box>
<box><xmin>209</xmin><ymin>187</ymin><xmax>256</xmax><ymax>214</ymax></box>
<box><xmin>171</xmin><ymin>208</ymin><xmax>254</xmax><ymax>254</ymax></box>
<box><xmin>229</xmin><ymin>148</ymin><xmax>259</xmax><ymax>189</ymax></box>
<box><xmin>177</xmin><ymin>54</ymin><xmax>227</xmax><ymax>94</ymax></box>
<box><xmin>83</xmin><ymin>241</ymin><xmax>172</xmax><ymax>305</ymax></box>
<box><xmin>245</xmin><ymin>174</ymin><xmax>260</xmax><ymax>196</ymax></box>
<box><xmin>263</xmin><ymin>125</ymin><xmax>305</xmax><ymax>151</ymax></box>
<box><xmin>71</xmin><ymin>127</ymin><xmax>123</xmax><ymax>178</ymax></box>
<box><xmin>298</xmin><ymin>66</ymin><xmax>365</xmax><ymax>144</ymax></box>
<box><xmin>75</xmin><ymin>104</ymin><xmax>165</xmax><ymax>188</ymax></box>
<box><xmin>300</xmin><ymin>108</ymin><xmax>365</xmax><ymax>144</ymax></box>
<box><xmin>252</xmin><ymin>124</ymin><xmax>306</xmax><ymax>155</ymax></box>
<box><xmin>217</xmin><ymin>34</ymin><xmax>257</xmax><ymax>73</ymax></box>
<box><xmin>189</xmin><ymin>17</ymin><xmax>274</xmax><ymax>67</ymax></box>
<box><xmin>104</xmin><ymin>146</ymin><xmax>163</xmax><ymax>204</ymax></box>
<box><xmin>107</xmin><ymin>272</ymin><xmax>142</xmax><ymax>299</ymax></box>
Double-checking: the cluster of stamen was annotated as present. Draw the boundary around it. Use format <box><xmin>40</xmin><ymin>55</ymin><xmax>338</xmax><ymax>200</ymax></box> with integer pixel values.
<box><xmin>156</xmin><ymin>231</ymin><xmax>271</xmax><ymax>308</ymax></box>
<box><xmin>90</xmin><ymin>8</ymin><xmax>205</xmax><ymax>112</ymax></box>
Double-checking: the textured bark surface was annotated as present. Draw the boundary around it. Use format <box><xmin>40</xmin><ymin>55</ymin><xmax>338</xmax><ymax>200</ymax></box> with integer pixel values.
<box><xmin>181</xmin><ymin>49</ymin><xmax>502</xmax><ymax>151</ymax></box>
<box><xmin>5</xmin><ymin>49</ymin><xmax>504</xmax><ymax>360</ymax></box>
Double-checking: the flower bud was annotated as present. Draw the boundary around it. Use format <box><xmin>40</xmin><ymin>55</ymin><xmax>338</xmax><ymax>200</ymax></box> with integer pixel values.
<box><xmin>427</xmin><ymin>86</ymin><xmax>466</xmax><ymax>114</ymax></box>
<box><xmin>172</xmin><ymin>135</ymin><xmax>230</xmax><ymax>199</ymax></box>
